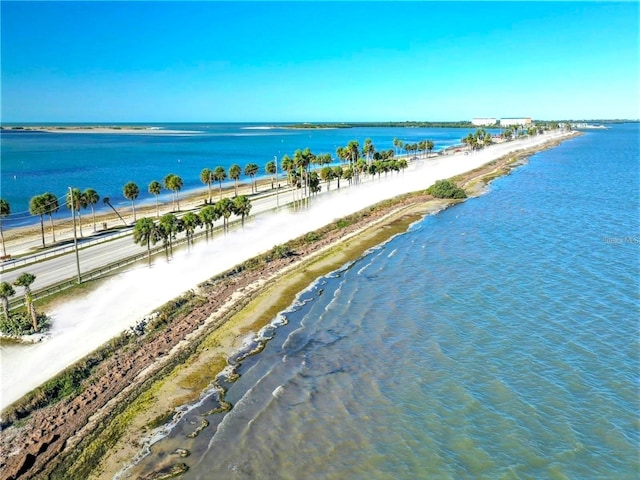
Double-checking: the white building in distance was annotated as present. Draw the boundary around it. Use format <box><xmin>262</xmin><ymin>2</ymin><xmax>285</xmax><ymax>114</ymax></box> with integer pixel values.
<box><xmin>500</xmin><ymin>117</ymin><xmax>532</xmax><ymax>126</ymax></box>
<box><xmin>472</xmin><ymin>117</ymin><xmax>497</xmax><ymax>126</ymax></box>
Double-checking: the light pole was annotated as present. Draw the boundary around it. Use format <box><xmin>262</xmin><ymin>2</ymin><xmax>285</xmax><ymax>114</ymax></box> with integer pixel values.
<box><xmin>274</xmin><ymin>155</ymin><xmax>279</xmax><ymax>208</ymax></box>
<box><xmin>68</xmin><ymin>187</ymin><xmax>82</xmax><ymax>284</ymax></box>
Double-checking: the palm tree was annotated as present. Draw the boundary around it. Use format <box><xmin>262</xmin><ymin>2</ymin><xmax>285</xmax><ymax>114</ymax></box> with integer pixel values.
<box><xmin>393</xmin><ymin>137</ymin><xmax>402</xmax><ymax>156</ymax></box>
<box><xmin>123</xmin><ymin>182</ymin><xmax>140</xmax><ymax>222</ymax></box>
<box><xmin>0</xmin><ymin>282</ymin><xmax>15</xmax><ymax>321</ymax></box>
<box><xmin>216</xmin><ymin>197</ymin><xmax>234</xmax><ymax>233</ymax></box>
<box><xmin>103</xmin><ymin>196</ymin><xmax>127</xmax><ymax>226</ymax></box>
<box><xmin>148</xmin><ymin>180</ymin><xmax>162</xmax><ymax>218</ymax></box>
<box><xmin>229</xmin><ymin>164</ymin><xmax>242</xmax><ymax>196</ymax></box>
<box><xmin>199</xmin><ymin>204</ymin><xmax>219</xmax><ymax>239</ymax></box>
<box><xmin>29</xmin><ymin>194</ymin><xmax>48</xmax><ymax>247</ymax></box>
<box><xmin>164</xmin><ymin>174</ymin><xmax>183</xmax><ymax>211</ymax></box>
<box><xmin>1</xmin><ymin>199</ymin><xmax>10</xmax><ymax>258</ymax></box>
<box><xmin>133</xmin><ymin>217</ymin><xmax>158</xmax><ymax>265</ymax></box>
<box><xmin>200</xmin><ymin>168</ymin><xmax>214</xmax><ymax>204</ymax></box>
<box><xmin>40</xmin><ymin>192</ymin><xmax>60</xmax><ymax>243</ymax></box>
<box><xmin>233</xmin><ymin>195</ymin><xmax>252</xmax><ymax>227</ymax></box>
<box><xmin>213</xmin><ymin>166</ymin><xmax>227</xmax><ymax>199</ymax></box>
<box><xmin>244</xmin><ymin>163</ymin><xmax>259</xmax><ymax>194</ymax></box>
<box><xmin>66</xmin><ymin>188</ymin><xmax>85</xmax><ymax>237</ymax></box>
<box><xmin>427</xmin><ymin>140</ymin><xmax>435</xmax><ymax>156</ymax></box>
<box><xmin>14</xmin><ymin>272</ymin><xmax>38</xmax><ymax>332</ymax></box>
<box><xmin>265</xmin><ymin>160</ymin><xmax>277</xmax><ymax>189</ymax></box>
<box><xmin>182</xmin><ymin>212</ymin><xmax>202</xmax><ymax>244</ymax></box>
<box><xmin>320</xmin><ymin>166</ymin><xmax>334</xmax><ymax>190</ymax></box>
<box><xmin>83</xmin><ymin>188</ymin><xmax>99</xmax><ymax>232</ymax></box>
<box><xmin>363</xmin><ymin>138</ymin><xmax>375</xmax><ymax>164</ymax></box>
<box><xmin>159</xmin><ymin>213</ymin><xmax>180</xmax><ymax>255</ymax></box>
<box><xmin>333</xmin><ymin>166</ymin><xmax>343</xmax><ymax>189</ymax></box>
<box><xmin>281</xmin><ymin>155</ymin><xmax>294</xmax><ymax>186</ymax></box>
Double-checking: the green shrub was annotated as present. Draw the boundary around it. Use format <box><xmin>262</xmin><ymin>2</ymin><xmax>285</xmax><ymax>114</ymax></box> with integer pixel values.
<box><xmin>0</xmin><ymin>312</ymin><xmax>50</xmax><ymax>336</ymax></box>
<box><xmin>336</xmin><ymin>219</ymin><xmax>350</xmax><ymax>229</ymax></box>
<box><xmin>304</xmin><ymin>232</ymin><xmax>321</xmax><ymax>244</ymax></box>
<box><xmin>267</xmin><ymin>244</ymin><xmax>293</xmax><ymax>262</ymax></box>
<box><xmin>426</xmin><ymin>179</ymin><xmax>467</xmax><ymax>199</ymax></box>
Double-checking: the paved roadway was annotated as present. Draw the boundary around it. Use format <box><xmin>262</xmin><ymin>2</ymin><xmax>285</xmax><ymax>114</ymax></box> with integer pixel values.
<box><xmin>1</xmin><ymin>185</ymin><xmax>302</xmax><ymax>292</ymax></box>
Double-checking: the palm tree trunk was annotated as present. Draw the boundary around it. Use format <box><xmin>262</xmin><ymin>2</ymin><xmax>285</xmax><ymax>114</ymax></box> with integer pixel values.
<box><xmin>39</xmin><ymin>215</ymin><xmax>45</xmax><ymax>247</ymax></box>
<box><xmin>48</xmin><ymin>215</ymin><xmax>56</xmax><ymax>242</ymax></box>
<box><xmin>91</xmin><ymin>206</ymin><xmax>97</xmax><ymax>231</ymax></box>
<box><xmin>78</xmin><ymin>211</ymin><xmax>84</xmax><ymax>237</ymax></box>
<box><xmin>1</xmin><ymin>222</ymin><xmax>6</xmax><ymax>257</ymax></box>
<box><xmin>25</xmin><ymin>289</ymin><xmax>38</xmax><ymax>332</ymax></box>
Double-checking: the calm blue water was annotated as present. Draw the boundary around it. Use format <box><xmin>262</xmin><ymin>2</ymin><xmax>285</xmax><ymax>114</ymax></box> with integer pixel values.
<box><xmin>1</xmin><ymin>124</ymin><xmax>486</xmax><ymax>227</ymax></box>
<box><xmin>127</xmin><ymin>124</ymin><xmax>640</xmax><ymax>479</ymax></box>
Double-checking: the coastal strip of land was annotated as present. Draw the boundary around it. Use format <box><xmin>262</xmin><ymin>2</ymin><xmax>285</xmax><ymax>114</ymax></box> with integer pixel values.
<box><xmin>0</xmin><ymin>126</ymin><xmax>203</xmax><ymax>134</ymax></box>
<box><xmin>0</xmin><ymin>132</ymin><xmax>579</xmax><ymax>480</ymax></box>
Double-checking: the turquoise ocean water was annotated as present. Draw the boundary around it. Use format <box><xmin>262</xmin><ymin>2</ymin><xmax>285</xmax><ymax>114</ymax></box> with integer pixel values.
<box><xmin>127</xmin><ymin>124</ymin><xmax>639</xmax><ymax>479</ymax></box>
<box><xmin>1</xmin><ymin>124</ymin><xmax>483</xmax><ymax>228</ymax></box>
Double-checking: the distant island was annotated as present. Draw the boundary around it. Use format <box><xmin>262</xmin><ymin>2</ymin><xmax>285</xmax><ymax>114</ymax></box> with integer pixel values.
<box><xmin>284</xmin><ymin>121</ymin><xmax>476</xmax><ymax>129</ymax></box>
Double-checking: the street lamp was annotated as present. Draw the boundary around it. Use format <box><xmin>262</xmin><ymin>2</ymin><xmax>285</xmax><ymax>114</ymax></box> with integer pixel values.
<box><xmin>274</xmin><ymin>156</ymin><xmax>279</xmax><ymax>208</ymax></box>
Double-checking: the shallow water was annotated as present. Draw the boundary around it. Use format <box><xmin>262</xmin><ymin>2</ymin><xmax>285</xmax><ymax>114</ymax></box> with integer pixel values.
<box><xmin>128</xmin><ymin>124</ymin><xmax>639</xmax><ymax>479</ymax></box>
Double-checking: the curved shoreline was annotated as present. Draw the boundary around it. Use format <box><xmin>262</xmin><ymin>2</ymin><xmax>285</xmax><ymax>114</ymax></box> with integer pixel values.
<box><xmin>0</xmin><ymin>133</ymin><xmax>579</xmax><ymax>479</ymax></box>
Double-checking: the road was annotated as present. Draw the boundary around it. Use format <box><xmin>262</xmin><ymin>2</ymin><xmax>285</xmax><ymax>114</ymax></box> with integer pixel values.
<box><xmin>0</xmin><ymin>184</ymin><xmax>308</xmax><ymax>292</ymax></box>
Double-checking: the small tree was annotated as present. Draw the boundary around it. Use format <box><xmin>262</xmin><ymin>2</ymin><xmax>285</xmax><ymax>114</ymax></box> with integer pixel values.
<box><xmin>14</xmin><ymin>273</ymin><xmax>38</xmax><ymax>332</ymax></box>
<box><xmin>123</xmin><ymin>182</ymin><xmax>140</xmax><ymax>222</ymax></box>
<box><xmin>181</xmin><ymin>212</ymin><xmax>202</xmax><ymax>244</ymax></box>
<box><xmin>148</xmin><ymin>180</ymin><xmax>162</xmax><ymax>218</ymax></box>
<box><xmin>1</xmin><ymin>199</ymin><xmax>10</xmax><ymax>257</ymax></box>
<box><xmin>0</xmin><ymin>281</ymin><xmax>15</xmax><ymax>321</ymax></box>
<box><xmin>159</xmin><ymin>213</ymin><xmax>181</xmax><ymax>255</ymax></box>
<box><xmin>199</xmin><ymin>204</ymin><xmax>219</xmax><ymax>239</ymax></box>
<box><xmin>29</xmin><ymin>194</ymin><xmax>48</xmax><ymax>247</ymax></box>
<box><xmin>66</xmin><ymin>188</ymin><xmax>85</xmax><ymax>237</ymax></box>
<box><xmin>244</xmin><ymin>163</ymin><xmax>259</xmax><ymax>194</ymax></box>
<box><xmin>229</xmin><ymin>164</ymin><xmax>242</xmax><ymax>196</ymax></box>
<box><xmin>213</xmin><ymin>166</ymin><xmax>227</xmax><ymax>199</ymax></box>
<box><xmin>200</xmin><ymin>168</ymin><xmax>214</xmax><ymax>204</ymax></box>
<box><xmin>83</xmin><ymin>188</ymin><xmax>100</xmax><ymax>232</ymax></box>
<box><xmin>216</xmin><ymin>197</ymin><xmax>234</xmax><ymax>233</ymax></box>
<box><xmin>265</xmin><ymin>160</ymin><xmax>277</xmax><ymax>189</ymax></box>
<box><xmin>233</xmin><ymin>195</ymin><xmax>252</xmax><ymax>227</ymax></box>
<box><xmin>133</xmin><ymin>217</ymin><xmax>158</xmax><ymax>265</ymax></box>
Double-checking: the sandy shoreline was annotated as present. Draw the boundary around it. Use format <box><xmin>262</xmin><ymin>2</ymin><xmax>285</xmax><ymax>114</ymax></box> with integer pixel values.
<box><xmin>0</xmin><ymin>131</ymin><xmax>579</xmax><ymax>479</ymax></box>
<box><xmin>0</xmin><ymin>126</ymin><xmax>203</xmax><ymax>135</ymax></box>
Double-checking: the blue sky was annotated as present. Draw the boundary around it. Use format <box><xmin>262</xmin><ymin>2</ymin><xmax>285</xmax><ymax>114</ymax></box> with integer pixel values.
<box><xmin>2</xmin><ymin>1</ymin><xmax>638</xmax><ymax>122</ymax></box>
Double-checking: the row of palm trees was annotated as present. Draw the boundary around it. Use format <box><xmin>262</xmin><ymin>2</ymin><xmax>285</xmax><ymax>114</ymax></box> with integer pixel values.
<box><xmin>132</xmin><ymin>195</ymin><xmax>252</xmax><ymax>264</ymax></box>
<box><xmin>2</xmin><ymin>136</ymin><xmax>435</xmax><ymax>255</ymax></box>
<box><xmin>462</xmin><ymin>128</ymin><xmax>494</xmax><ymax>151</ymax></box>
